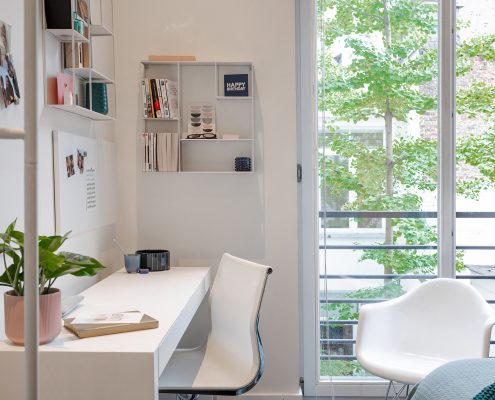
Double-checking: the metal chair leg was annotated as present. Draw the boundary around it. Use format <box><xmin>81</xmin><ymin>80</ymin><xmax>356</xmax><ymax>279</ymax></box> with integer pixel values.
<box><xmin>385</xmin><ymin>381</ymin><xmax>408</xmax><ymax>400</ymax></box>
<box><xmin>176</xmin><ymin>395</ymin><xmax>199</xmax><ymax>400</ymax></box>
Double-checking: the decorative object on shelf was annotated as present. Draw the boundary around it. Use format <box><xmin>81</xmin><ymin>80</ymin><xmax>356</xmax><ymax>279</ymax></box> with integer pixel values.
<box><xmin>57</xmin><ymin>73</ymin><xmax>74</xmax><ymax>105</ymax></box>
<box><xmin>188</xmin><ymin>104</ymin><xmax>216</xmax><ymax>136</ymax></box>
<box><xmin>136</xmin><ymin>249</ymin><xmax>170</xmax><ymax>272</ymax></box>
<box><xmin>0</xmin><ymin>19</ymin><xmax>20</xmax><ymax>109</ymax></box>
<box><xmin>187</xmin><ymin>133</ymin><xmax>217</xmax><ymax>139</ymax></box>
<box><xmin>85</xmin><ymin>82</ymin><xmax>108</xmax><ymax>114</ymax></box>
<box><xmin>44</xmin><ymin>0</ymin><xmax>88</xmax><ymax>36</ymax></box>
<box><xmin>62</xmin><ymin>42</ymin><xmax>89</xmax><ymax>69</ymax></box>
<box><xmin>235</xmin><ymin>156</ymin><xmax>252</xmax><ymax>172</ymax></box>
<box><xmin>224</xmin><ymin>73</ymin><xmax>249</xmax><ymax>97</ymax></box>
<box><xmin>75</xmin><ymin>0</ymin><xmax>89</xmax><ymax>23</ymax></box>
<box><xmin>0</xmin><ymin>219</ymin><xmax>105</xmax><ymax>345</ymax></box>
<box><xmin>73</xmin><ymin>13</ymin><xmax>84</xmax><ymax>35</ymax></box>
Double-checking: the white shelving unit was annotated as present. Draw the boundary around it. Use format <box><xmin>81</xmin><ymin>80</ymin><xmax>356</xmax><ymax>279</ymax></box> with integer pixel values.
<box><xmin>140</xmin><ymin>61</ymin><xmax>255</xmax><ymax>173</ymax></box>
<box><xmin>42</xmin><ymin>0</ymin><xmax>115</xmax><ymax>121</ymax></box>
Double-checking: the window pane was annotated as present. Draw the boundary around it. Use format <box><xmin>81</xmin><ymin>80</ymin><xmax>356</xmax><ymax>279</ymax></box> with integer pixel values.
<box><xmin>455</xmin><ymin>0</ymin><xmax>495</xmax><ymax>299</ymax></box>
<box><xmin>317</xmin><ymin>0</ymin><xmax>439</xmax><ymax>380</ymax></box>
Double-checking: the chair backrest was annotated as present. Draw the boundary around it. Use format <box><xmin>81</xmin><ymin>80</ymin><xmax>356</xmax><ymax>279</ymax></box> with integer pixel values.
<box><xmin>364</xmin><ymin>279</ymin><xmax>495</xmax><ymax>359</ymax></box>
<box><xmin>207</xmin><ymin>253</ymin><xmax>272</xmax><ymax>391</ymax></box>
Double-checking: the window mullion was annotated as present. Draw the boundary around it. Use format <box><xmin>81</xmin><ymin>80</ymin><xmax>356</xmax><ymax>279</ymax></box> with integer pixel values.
<box><xmin>438</xmin><ymin>0</ymin><xmax>457</xmax><ymax>278</ymax></box>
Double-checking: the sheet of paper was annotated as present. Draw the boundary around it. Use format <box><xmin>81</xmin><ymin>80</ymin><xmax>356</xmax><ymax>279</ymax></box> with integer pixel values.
<box><xmin>71</xmin><ymin>312</ymin><xmax>144</xmax><ymax>325</ymax></box>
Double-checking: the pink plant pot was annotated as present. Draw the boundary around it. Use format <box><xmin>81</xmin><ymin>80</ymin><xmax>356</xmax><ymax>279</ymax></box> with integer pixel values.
<box><xmin>4</xmin><ymin>288</ymin><xmax>62</xmax><ymax>345</ymax></box>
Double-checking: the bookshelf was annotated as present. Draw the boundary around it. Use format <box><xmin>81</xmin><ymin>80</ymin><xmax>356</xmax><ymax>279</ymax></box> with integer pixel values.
<box><xmin>140</xmin><ymin>61</ymin><xmax>255</xmax><ymax>173</ymax></box>
<box><xmin>42</xmin><ymin>0</ymin><xmax>116</xmax><ymax>121</ymax></box>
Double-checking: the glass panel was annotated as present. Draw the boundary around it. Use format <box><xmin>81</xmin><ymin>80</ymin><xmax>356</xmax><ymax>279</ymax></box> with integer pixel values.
<box><xmin>455</xmin><ymin>0</ymin><xmax>495</xmax><ymax>297</ymax></box>
<box><xmin>317</xmin><ymin>0</ymin><xmax>439</xmax><ymax>380</ymax></box>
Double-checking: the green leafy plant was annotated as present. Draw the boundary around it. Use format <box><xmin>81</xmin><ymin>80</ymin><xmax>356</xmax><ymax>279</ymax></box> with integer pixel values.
<box><xmin>0</xmin><ymin>220</ymin><xmax>105</xmax><ymax>296</ymax></box>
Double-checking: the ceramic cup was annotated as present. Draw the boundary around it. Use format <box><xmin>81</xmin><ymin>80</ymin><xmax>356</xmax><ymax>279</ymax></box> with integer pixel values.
<box><xmin>124</xmin><ymin>254</ymin><xmax>141</xmax><ymax>273</ymax></box>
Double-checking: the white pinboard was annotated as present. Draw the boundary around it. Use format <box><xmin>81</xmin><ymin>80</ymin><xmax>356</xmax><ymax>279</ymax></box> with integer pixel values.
<box><xmin>53</xmin><ymin>130</ymin><xmax>116</xmax><ymax>234</ymax></box>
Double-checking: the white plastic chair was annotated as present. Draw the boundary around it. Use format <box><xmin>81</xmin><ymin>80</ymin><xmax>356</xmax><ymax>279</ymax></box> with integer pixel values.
<box><xmin>356</xmin><ymin>279</ymin><xmax>495</xmax><ymax>397</ymax></box>
<box><xmin>159</xmin><ymin>253</ymin><xmax>273</xmax><ymax>397</ymax></box>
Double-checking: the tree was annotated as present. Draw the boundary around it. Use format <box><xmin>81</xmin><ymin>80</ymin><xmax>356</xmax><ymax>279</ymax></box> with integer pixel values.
<box><xmin>317</xmin><ymin>0</ymin><xmax>495</xmax><ymax>376</ymax></box>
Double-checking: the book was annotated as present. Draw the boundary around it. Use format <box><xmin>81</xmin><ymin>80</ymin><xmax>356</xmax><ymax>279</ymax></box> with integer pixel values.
<box><xmin>64</xmin><ymin>311</ymin><xmax>159</xmax><ymax>339</ymax></box>
<box><xmin>140</xmin><ymin>80</ymin><xmax>147</xmax><ymax>118</ymax></box>
<box><xmin>224</xmin><ymin>73</ymin><xmax>249</xmax><ymax>97</ymax></box>
<box><xmin>159</xmin><ymin>79</ymin><xmax>170</xmax><ymax>118</ymax></box>
<box><xmin>165</xmin><ymin>79</ymin><xmax>179</xmax><ymax>119</ymax></box>
<box><xmin>156</xmin><ymin>80</ymin><xmax>165</xmax><ymax>118</ymax></box>
<box><xmin>147</xmin><ymin>79</ymin><xmax>154</xmax><ymax>118</ymax></box>
<box><xmin>150</xmin><ymin>79</ymin><xmax>162</xmax><ymax>118</ymax></box>
<box><xmin>142</xmin><ymin>132</ymin><xmax>179</xmax><ymax>172</ymax></box>
<box><xmin>148</xmin><ymin>55</ymin><xmax>196</xmax><ymax>61</ymax></box>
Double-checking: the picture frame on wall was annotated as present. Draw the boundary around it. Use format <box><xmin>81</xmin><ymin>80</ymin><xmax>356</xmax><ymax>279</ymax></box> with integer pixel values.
<box><xmin>0</xmin><ymin>19</ymin><xmax>20</xmax><ymax>110</ymax></box>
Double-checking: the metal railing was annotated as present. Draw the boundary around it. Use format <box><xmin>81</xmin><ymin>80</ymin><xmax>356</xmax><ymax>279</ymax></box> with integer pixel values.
<box><xmin>318</xmin><ymin>210</ymin><xmax>495</xmax><ymax>362</ymax></box>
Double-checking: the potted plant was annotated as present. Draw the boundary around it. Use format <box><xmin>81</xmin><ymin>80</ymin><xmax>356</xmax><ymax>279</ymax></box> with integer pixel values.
<box><xmin>0</xmin><ymin>220</ymin><xmax>104</xmax><ymax>345</ymax></box>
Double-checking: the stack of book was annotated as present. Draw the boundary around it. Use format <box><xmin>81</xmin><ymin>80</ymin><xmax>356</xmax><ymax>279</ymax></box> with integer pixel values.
<box><xmin>142</xmin><ymin>132</ymin><xmax>179</xmax><ymax>172</ymax></box>
<box><xmin>141</xmin><ymin>78</ymin><xmax>178</xmax><ymax>119</ymax></box>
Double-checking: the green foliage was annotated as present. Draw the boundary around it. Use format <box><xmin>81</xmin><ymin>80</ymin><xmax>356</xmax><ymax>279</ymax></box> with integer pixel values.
<box><xmin>0</xmin><ymin>220</ymin><xmax>105</xmax><ymax>296</ymax></box>
<box><xmin>320</xmin><ymin>360</ymin><xmax>367</xmax><ymax>377</ymax></box>
<box><xmin>317</xmin><ymin>0</ymin><xmax>495</xmax><ymax>378</ymax></box>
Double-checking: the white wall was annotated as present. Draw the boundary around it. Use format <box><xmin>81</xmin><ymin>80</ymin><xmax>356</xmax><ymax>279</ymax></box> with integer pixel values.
<box><xmin>0</xmin><ymin>1</ymin><xmax>118</xmax><ymax>338</ymax></box>
<box><xmin>114</xmin><ymin>0</ymin><xmax>300</xmax><ymax>397</ymax></box>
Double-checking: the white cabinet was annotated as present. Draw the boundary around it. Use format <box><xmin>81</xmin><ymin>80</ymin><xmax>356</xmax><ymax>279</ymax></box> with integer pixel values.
<box><xmin>140</xmin><ymin>61</ymin><xmax>255</xmax><ymax>173</ymax></box>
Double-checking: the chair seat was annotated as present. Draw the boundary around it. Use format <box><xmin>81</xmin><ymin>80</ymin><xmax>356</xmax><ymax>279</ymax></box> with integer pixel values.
<box><xmin>159</xmin><ymin>342</ymin><xmax>260</xmax><ymax>395</ymax></box>
<box><xmin>359</xmin><ymin>351</ymin><xmax>453</xmax><ymax>385</ymax></box>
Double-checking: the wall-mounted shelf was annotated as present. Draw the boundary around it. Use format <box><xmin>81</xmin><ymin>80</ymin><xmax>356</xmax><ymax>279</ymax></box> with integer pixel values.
<box><xmin>139</xmin><ymin>61</ymin><xmax>254</xmax><ymax>173</ymax></box>
<box><xmin>47</xmin><ymin>104</ymin><xmax>115</xmax><ymax>121</ymax></box>
<box><xmin>180</xmin><ymin>138</ymin><xmax>253</xmax><ymax>142</ymax></box>
<box><xmin>64</xmin><ymin>67</ymin><xmax>114</xmax><ymax>83</ymax></box>
<box><xmin>42</xmin><ymin>0</ymin><xmax>116</xmax><ymax>121</ymax></box>
<box><xmin>46</xmin><ymin>29</ymin><xmax>89</xmax><ymax>42</ymax></box>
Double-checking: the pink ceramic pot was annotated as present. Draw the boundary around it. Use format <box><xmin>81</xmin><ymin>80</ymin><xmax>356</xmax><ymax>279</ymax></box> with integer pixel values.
<box><xmin>4</xmin><ymin>288</ymin><xmax>62</xmax><ymax>345</ymax></box>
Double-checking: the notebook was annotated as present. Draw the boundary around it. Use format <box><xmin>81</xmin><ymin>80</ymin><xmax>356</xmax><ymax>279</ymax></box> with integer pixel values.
<box><xmin>64</xmin><ymin>311</ymin><xmax>159</xmax><ymax>339</ymax></box>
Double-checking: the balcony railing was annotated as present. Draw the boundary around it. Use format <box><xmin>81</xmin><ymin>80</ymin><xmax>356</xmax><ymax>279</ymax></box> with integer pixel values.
<box><xmin>319</xmin><ymin>210</ymin><xmax>495</xmax><ymax>363</ymax></box>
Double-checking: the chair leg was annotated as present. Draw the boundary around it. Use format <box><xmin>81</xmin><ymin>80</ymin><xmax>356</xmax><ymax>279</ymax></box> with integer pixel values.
<box><xmin>385</xmin><ymin>381</ymin><xmax>408</xmax><ymax>400</ymax></box>
<box><xmin>176</xmin><ymin>395</ymin><xmax>199</xmax><ymax>400</ymax></box>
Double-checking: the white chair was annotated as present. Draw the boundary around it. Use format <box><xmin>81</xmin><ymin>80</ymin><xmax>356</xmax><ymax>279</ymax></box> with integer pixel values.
<box><xmin>356</xmin><ymin>278</ymin><xmax>495</xmax><ymax>399</ymax></box>
<box><xmin>159</xmin><ymin>253</ymin><xmax>273</xmax><ymax>398</ymax></box>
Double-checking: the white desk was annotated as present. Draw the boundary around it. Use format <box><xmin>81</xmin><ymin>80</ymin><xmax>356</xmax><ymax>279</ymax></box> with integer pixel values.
<box><xmin>0</xmin><ymin>267</ymin><xmax>211</xmax><ymax>400</ymax></box>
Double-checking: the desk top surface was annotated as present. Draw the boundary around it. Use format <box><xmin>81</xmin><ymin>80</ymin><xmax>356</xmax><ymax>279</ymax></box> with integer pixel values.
<box><xmin>0</xmin><ymin>267</ymin><xmax>211</xmax><ymax>354</ymax></box>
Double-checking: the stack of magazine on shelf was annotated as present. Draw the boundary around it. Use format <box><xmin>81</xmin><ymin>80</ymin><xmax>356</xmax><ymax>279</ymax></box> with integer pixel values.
<box><xmin>141</xmin><ymin>78</ymin><xmax>178</xmax><ymax>119</ymax></box>
<box><xmin>142</xmin><ymin>132</ymin><xmax>179</xmax><ymax>172</ymax></box>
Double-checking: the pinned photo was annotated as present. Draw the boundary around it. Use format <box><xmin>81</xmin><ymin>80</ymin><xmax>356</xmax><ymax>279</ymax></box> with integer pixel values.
<box><xmin>77</xmin><ymin>149</ymin><xmax>87</xmax><ymax>174</ymax></box>
<box><xmin>0</xmin><ymin>19</ymin><xmax>20</xmax><ymax>110</ymax></box>
<box><xmin>66</xmin><ymin>155</ymin><xmax>75</xmax><ymax>178</ymax></box>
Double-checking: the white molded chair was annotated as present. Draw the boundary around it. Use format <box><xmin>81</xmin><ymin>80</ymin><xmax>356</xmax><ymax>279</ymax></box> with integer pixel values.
<box><xmin>356</xmin><ymin>279</ymin><xmax>495</xmax><ymax>396</ymax></box>
<box><xmin>159</xmin><ymin>253</ymin><xmax>273</xmax><ymax>397</ymax></box>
